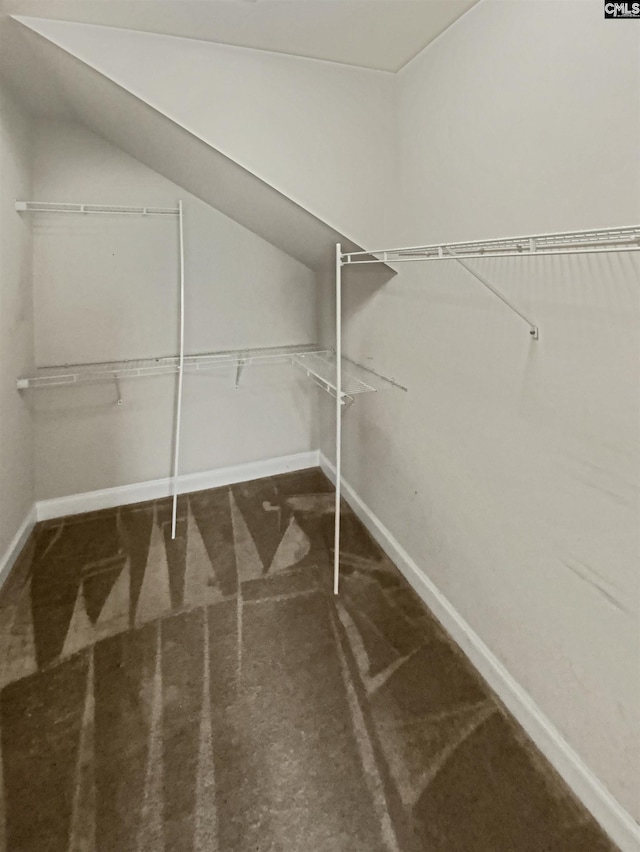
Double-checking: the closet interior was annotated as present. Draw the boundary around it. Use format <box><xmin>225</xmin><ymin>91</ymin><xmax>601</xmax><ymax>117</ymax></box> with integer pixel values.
<box><xmin>0</xmin><ymin>3</ymin><xmax>638</xmax><ymax>852</ymax></box>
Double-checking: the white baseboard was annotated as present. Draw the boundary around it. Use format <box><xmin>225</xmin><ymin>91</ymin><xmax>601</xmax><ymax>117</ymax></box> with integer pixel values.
<box><xmin>319</xmin><ymin>453</ymin><xmax>640</xmax><ymax>852</ymax></box>
<box><xmin>36</xmin><ymin>450</ymin><xmax>320</xmax><ymax>522</ymax></box>
<box><xmin>0</xmin><ymin>505</ymin><xmax>37</xmax><ymax>590</ymax></box>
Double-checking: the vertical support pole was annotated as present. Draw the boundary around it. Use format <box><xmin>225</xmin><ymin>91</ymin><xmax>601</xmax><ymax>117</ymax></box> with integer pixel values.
<box><xmin>171</xmin><ymin>200</ymin><xmax>185</xmax><ymax>539</ymax></box>
<box><xmin>334</xmin><ymin>243</ymin><xmax>342</xmax><ymax>595</ymax></box>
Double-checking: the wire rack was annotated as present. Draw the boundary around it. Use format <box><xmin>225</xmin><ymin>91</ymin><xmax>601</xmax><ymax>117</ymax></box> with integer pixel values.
<box><xmin>291</xmin><ymin>351</ymin><xmax>404</xmax><ymax>400</ymax></box>
<box><xmin>342</xmin><ymin>225</ymin><xmax>640</xmax><ymax>264</ymax></box>
<box><xmin>17</xmin><ymin>345</ymin><xmax>402</xmax><ymax>401</ymax></box>
<box><xmin>15</xmin><ymin>201</ymin><xmax>179</xmax><ymax>216</ymax></box>
<box><xmin>16</xmin><ymin>344</ymin><xmax>324</xmax><ymax>389</ymax></box>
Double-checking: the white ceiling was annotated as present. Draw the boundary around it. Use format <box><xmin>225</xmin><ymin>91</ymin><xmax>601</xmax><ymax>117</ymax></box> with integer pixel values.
<box><xmin>0</xmin><ymin>0</ymin><xmax>479</xmax><ymax>72</ymax></box>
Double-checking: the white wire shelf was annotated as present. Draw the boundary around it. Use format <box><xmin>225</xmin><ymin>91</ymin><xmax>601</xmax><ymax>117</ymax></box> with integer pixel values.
<box><xmin>291</xmin><ymin>351</ymin><xmax>405</xmax><ymax>401</ymax></box>
<box><xmin>342</xmin><ymin>225</ymin><xmax>640</xmax><ymax>265</ymax></box>
<box><xmin>15</xmin><ymin>201</ymin><xmax>180</xmax><ymax>216</ymax></box>
<box><xmin>17</xmin><ymin>345</ymin><xmax>403</xmax><ymax>403</ymax></box>
<box><xmin>16</xmin><ymin>344</ymin><xmax>324</xmax><ymax>389</ymax></box>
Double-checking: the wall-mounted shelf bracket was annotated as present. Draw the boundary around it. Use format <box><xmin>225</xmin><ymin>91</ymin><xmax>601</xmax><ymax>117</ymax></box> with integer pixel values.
<box><xmin>341</xmin><ymin>394</ymin><xmax>354</xmax><ymax>410</ymax></box>
<box><xmin>114</xmin><ymin>376</ymin><xmax>123</xmax><ymax>405</ymax></box>
<box><xmin>446</xmin><ymin>248</ymin><xmax>539</xmax><ymax>339</ymax></box>
<box><xmin>235</xmin><ymin>360</ymin><xmax>245</xmax><ymax>389</ymax></box>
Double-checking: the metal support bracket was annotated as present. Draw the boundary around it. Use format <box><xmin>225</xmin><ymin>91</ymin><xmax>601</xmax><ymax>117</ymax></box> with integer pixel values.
<box><xmin>114</xmin><ymin>376</ymin><xmax>123</xmax><ymax>406</ymax></box>
<box><xmin>341</xmin><ymin>394</ymin><xmax>354</xmax><ymax>409</ymax></box>
<box><xmin>235</xmin><ymin>359</ymin><xmax>245</xmax><ymax>389</ymax></box>
<box><xmin>447</xmin><ymin>248</ymin><xmax>539</xmax><ymax>339</ymax></box>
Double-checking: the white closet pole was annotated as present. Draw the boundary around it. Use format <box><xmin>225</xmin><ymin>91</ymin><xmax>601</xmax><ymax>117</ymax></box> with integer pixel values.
<box><xmin>334</xmin><ymin>243</ymin><xmax>342</xmax><ymax>595</ymax></box>
<box><xmin>171</xmin><ymin>200</ymin><xmax>185</xmax><ymax>539</ymax></box>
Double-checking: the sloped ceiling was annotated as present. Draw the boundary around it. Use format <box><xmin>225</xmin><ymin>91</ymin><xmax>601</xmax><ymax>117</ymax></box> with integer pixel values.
<box><xmin>30</xmin><ymin>42</ymin><xmax>358</xmax><ymax>268</ymax></box>
<box><xmin>0</xmin><ymin>3</ymin><xmax>479</xmax><ymax>268</ymax></box>
<box><xmin>1</xmin><ymin>16</ymin><xmax>401</xmax><ymax>268</ymax></box>
<box><xmin>0</xmin><ymin>0</ymin><xmax>479</xmax><ymax>72</ymax></box>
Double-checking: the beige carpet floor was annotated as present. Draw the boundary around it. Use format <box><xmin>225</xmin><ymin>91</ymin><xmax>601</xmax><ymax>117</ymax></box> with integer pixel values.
<box><xmin>0</xmin><ymin>468</ymin><xmax>618</xmax><ymax>851</ymax></box>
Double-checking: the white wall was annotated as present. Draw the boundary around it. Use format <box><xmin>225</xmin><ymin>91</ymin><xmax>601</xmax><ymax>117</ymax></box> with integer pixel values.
<box><xmin>16</xmin><ymin>17</ymin><xmax>397</xmax><ymax>252</ymax></box>
<box><xmin>0</xmin><ymin>82</ymin><xmax>35</xmax><ymax>564</ymax></box>
<box><xmin>327</xmin><ymin>0</ymin><xmax>640</xmax><ymax>823</ymax></box>
<box><xmin>32</xmin><ymin>120</ymin><xmax>318</xmax><ymax>499</ymax></box>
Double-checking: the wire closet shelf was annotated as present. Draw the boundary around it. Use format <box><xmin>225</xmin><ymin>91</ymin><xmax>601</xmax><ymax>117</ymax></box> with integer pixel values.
<box><xmin>16</xmin><ymin>345</ymin><xmax>395</xmax><ymax>402</ymax></box>
<box><xmin>341</xmin><ymin>225</ymin><xmax>640</xmax><ymax>265</ymax></box>
<box><xmin>15</xmin><ymin>201</ymin><xmax>180</xmax><ymax>216</ymax></box>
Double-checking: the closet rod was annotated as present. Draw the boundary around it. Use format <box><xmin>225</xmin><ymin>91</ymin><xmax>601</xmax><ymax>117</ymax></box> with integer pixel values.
<box><xmin>15</xmin><ymin>201</ymin><xmax>180</xmax><ymax>216</ymax></box>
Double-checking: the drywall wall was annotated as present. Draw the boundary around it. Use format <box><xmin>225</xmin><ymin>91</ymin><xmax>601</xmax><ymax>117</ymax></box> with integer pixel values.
<box><xmin>32</xmin><ymin>119</ymin><xmax>318</xmax><ymax>499</ymax></box>
<box><xmin>15</xmin><ymin>17</ymin><xmax>397</xmax><ymax>252</ymax></box>
<box><xmin>324</xmin><ymin>0</ymin><xmax>640</xmax><ymax>825</ymax></box>
<box><xmin>0</xmin><ymin>82</ymin><xmax>35</xmax><ymax>566</ymax></box>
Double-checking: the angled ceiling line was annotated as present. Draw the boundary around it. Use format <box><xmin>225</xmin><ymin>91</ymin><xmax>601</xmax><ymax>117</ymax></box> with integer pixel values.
<box><xmin>12</xmin><ymin>14</ymin><xmax>373</xmax><ymax>256</ymax></box>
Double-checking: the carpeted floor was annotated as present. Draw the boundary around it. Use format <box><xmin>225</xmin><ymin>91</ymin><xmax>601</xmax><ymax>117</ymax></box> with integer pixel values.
<box><xmin>0</xmin><ymin>468</ymin><xmax>618</xmax><ymax>851</ymax></box>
